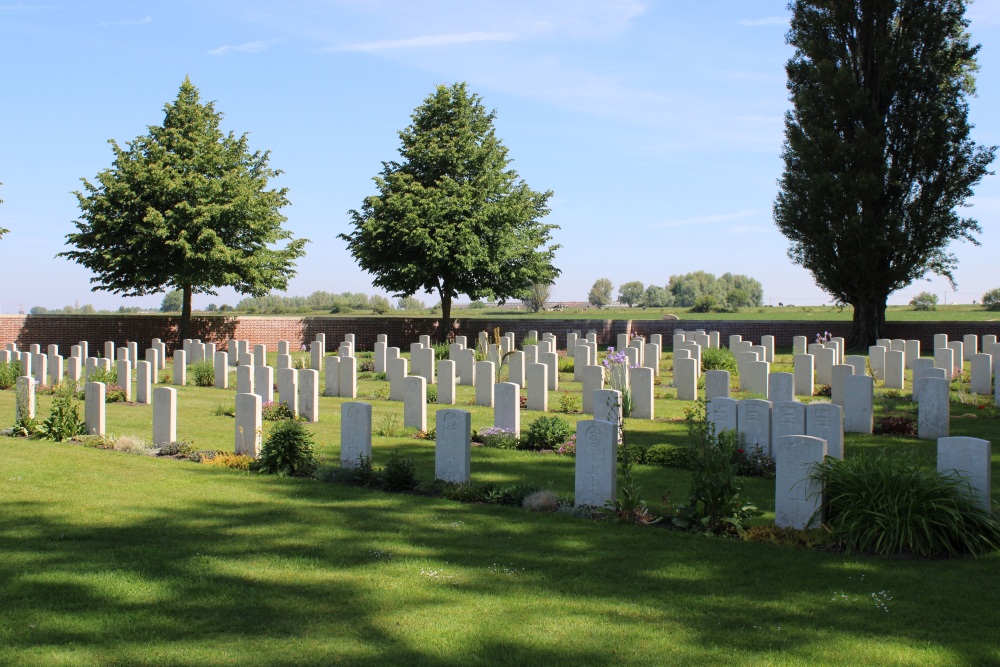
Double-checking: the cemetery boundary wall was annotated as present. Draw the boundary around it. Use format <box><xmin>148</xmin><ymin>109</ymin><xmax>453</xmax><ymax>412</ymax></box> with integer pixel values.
<box><xmin>0</xmin><ymin>314</ymin><xmax>997</xmax><ymax>353</ymax></box>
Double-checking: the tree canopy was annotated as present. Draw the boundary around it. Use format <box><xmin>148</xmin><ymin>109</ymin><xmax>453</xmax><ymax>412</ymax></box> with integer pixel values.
<box><xmin>588</xmin><ymin>278</ymin><xmax>613</xmax><ymax>306</ymax></box>
<box><xmin>618</xmin><ymin>281</ymin><xmax>645</xmax><ymax>308</ymax></box>
<box><xmin>774</xmin><ymin>0</ymin><xmax>995</xmax><ymax>346</ymax></box>
<box><xmin>60</xmin><ymin>77</ymin><xmax>308</xmax><ymax>339</ymax></box>
<box><xmin>340</xmin><ymin>82</ymin><xmax>559</xmax><ymax>339</ymax></box>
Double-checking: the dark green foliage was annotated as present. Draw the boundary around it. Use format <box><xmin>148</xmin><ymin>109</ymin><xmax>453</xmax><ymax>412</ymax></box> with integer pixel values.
<box><xmin>557</xmin><ymin>391</ymin><xmax>581</xmax><ymax>414</ymax></box>
<box><xmin>426</xmin><ymin>385</ymin><xmax>438</xmax><ymax>404</ymax></box>
<box><xmin>775</xmin><ymin>1</ymin><xmax>995</xmax><ymax>346</ymax></box>
<box><xmin>257</xmin><ymin>420</ymin><xmax>318</xmax><ymax>476</ymax></box>
<box><xmin>35</xmin><ymin>383</ymin><xmax>85</xmax><ymax>442</ymax></box>
<box><xmin>645</xmin><ymin>444</ymin><xmax>693</xmax><ymax>469</ymax></box>
<box><xmin>350</xmin><ymin>455</ymin><xmax>381</xmax><ymax>488</ymax></box>
<box><xmin>812</xmin><ymin>448</ymin><xmax>1000</xmax><ymax>557</ymax></box>
<box><xmin>382</xmin><ymin>451</ymin><xmax>417</xmax><ymax>491</ymax></box>
<box><xmin>261</xmin><ymin>401</ymin><xmax>295</xmax><ymax>421</ymax></box>
<box><xmin>61</xmin><ymin>77</ymin><xmax>308</xmax><ymax>339</ymax></box>
<box><xmin>432</xmin><ymin>343</ymin><xmax>450</xmax><ymax>361</ymax></box>
<box><xmin>701</xmin><ymin>347</ymin><xmax>738</xmax><ymax>373</ymax></box>
<box><xmin>617</xmin><ymin>281</ymin><xmax>644</xmax><ymax>307</ymax></box>
<box><xmin>341</xmin><ymin>82</ymin><xmax>559</xmax><ymax>340</ymax></box>
<box><xmin>520</xmin><ymin>416</ymin><xmax>573</xmax><ymax>450</ymax></box>
<box><xmin>189</xmin><ymin>361</ymin><xmax>215</xmax><ymax>387</ymax></box>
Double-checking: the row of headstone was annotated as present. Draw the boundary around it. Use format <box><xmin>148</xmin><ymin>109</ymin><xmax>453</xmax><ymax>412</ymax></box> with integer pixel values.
<box><xmin>707</xmin><ymin>396</ymin><xmax>846</xmax><ymax>458</ymax></box>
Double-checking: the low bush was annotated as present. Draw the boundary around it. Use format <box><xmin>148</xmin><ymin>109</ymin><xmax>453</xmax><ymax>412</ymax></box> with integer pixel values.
<box><xmin>432</xmin><ymin>343</ymin><xmax>450</xmax><ymax>361</ymax></box>
<box><xmin>34</xmin><ymin>382</ymin><xmax>85</xmax><ymax>442</ymax></box>
<box><xmin>426</xmin><ymin>385</ymin><xmax>438</xmax><ymax>404</ymax></box>
<box><xmin>981</xmin><ymin>287</ymin><xmax>1000</xmax><ymax>311</ymax></box>
<box><xmin>89</xmin><ymin>366</ymin><xmax>119</xmax><ymax>386</ymax></box>
<box><xmin>202</xmin><ymin>453</ymin><xmax>254</xmax><ymax>470</ymax></box>
<box><xmin>383</xmin><ymin>450</ymin><xmax>417</xmax><ymax>491</ymax></box>
<box><xmin>645</xmin><ymin>443</ymin><xmax>693</xmax><ymax>469</ymax></box>
<box><xmin>909</xmin><ymin>291</ymin><xmax>938</xmax><ymax>311</ymax></box>
<box><xmin>876</xmin><ymin>416</ymin><xmax>917</xmax><ymax>436</ymax></box>
<box><xmin>373</xmin><ymin>414</ymin><xmax>403</xmax><ymax>437</ymax></box>
<box><xmin>811</xmin><ymin>448</ymin><xmax>1000</xmax><ymax>557</ymax></box>
<box><xmin>523</xmin><ymin>490</ymin><xmax>561</xmax><ymax>512</ymax></box>
<box><xmin>189</xmin><ymin>361</ymin><xmax>215</xmax><ymax>387</ymax></box>
<box><xmin>212</xmin><ymin>403</ymin><xmax>236</xmax><ymax>417</ymax></box>
<box><xmin>690</xmin><ymin>295</ymin><xmax>719</xmax><ymax>313</ymax></box>
<box><xmin>735</xmin><ymin>444</ymin><xmax>776</xmax><ymax>478</ymax></box>
<box><xmin>478</xmin><ymin>427</ymin><xmax>520</xmax><ymax>449</ymax></box>
<box><xmin>261</xmin><ymin>401</ymin><xmax>294</xmax><ymax>421</ymax></box>
<box><xmin>0</xmin><ymin>361</ymin><xmax>21</xmax><ymax>390</ymax></box>
<box><xmin>520</xmin><ymin>416</ymin><xmax>573</xmax><ymax>451</ymax></box>
<box><xmin>701</xmin><ymin>347</ymin><xmax>738</xmax><ymax>373</ymax></box>
<box><xmin>155</xmin><ymin>441</ymin><xmax>193</xmax><ymax>457</ymax></box>
<box><xmin>257</xmin><ymin>420</ymin><xmax>318</xmax><ymax>476</ymax></box>
<box><xmin>557</xmin><ymin>391</ymin><xmax>581</xmax><ymax>414</ymax></box>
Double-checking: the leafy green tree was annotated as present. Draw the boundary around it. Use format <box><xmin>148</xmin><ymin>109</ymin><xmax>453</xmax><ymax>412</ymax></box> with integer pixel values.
<box><xmin>668</xmin><ymin>271</ymin><xmax>722</xmax><ymax>307</ymax></box>
<box><xmin>726</xmin><ymin>289</ymin><xmax>752</xmax><ymax>310</ymax></box>
<box><xmin>588</xmin><ymin>278</ymin><xmax>614</xmax><ymax>307</ymax></box>
<box><xmin>522</xmin><ymin>282</ymin><xmax>553</xmax><ymax>312</ymax></box>
<box><xmin>160</xmin><ymin>289</ymin><xmax>183</xmax><ymax>313</ymax></box>
<box><xmin>718</xmin><ymin>273</ymin><xmax>764</xmax><ymax>307</ymax></box>
<box><xmin>774</xmin><ymin>0</ymin><xmax>995</xmax><ymax>346</ymax></box>
<box><xmin>642</xmin><ymin>284</ymin><xmax>672</xmax><ymax>308</ymax></box>
<box><xmin>340</xmin><ymin>82</ymin><xmax>559</xmax><ymax>340</ymax></box>
<box><xmin>618</xmin><ymin>281</ymin><xmax>645</xmax><ymax>308</ymax></box>
<box><xmin>29</xmin><ymin>306</ymin><xmax>48</xmax><ymax>315</ymax></box>
<box><xmin>369</xmin><ymin>295</ymin><xmax>392</xmax><ymax>314</ymax></box>
<box><xmin>982</xmin><ymin>288</ymin><xmax>1000</xmax><ymax>311</ymax></box>
<box><xmin>398</xmin><ymin>295</ymin><xmax>425</xmax><ymax>311</ymax></box>
<box><xmin>60</xmin><ymin>78</ymin><xmax>308</xmax><ymax>340</ymax></box>
<box><xmin>909</xmin><ymin>291</ymin><xmax>939</xmax><ymax>311</ymax></box>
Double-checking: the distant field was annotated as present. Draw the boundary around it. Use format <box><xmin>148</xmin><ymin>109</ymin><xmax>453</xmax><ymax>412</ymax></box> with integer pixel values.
<box><xmin>181</xmin><ymin>304</ymin><xmax>999</xmax><ymax>322</ymax></box>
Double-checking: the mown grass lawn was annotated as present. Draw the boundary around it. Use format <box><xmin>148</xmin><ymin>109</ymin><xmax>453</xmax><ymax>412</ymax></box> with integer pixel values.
<box><xmin>1</xmin><ymin>350</ymin><xmax>999</xmax><ymax>666</ymax></box>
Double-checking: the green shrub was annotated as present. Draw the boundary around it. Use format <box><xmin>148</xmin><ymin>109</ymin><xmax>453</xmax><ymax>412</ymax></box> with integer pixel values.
<box><xmin>256</xmin><ymin>420</ymin><xmax>318</xmax><ymax>476</ymax></box>
<box><xmin>675</xmin><ymin>403</ymin><xmax>759</xmax><ymax>535</ymax></box>
<box><xmin>701</xmin><ymin>347</ymin><xmax>738</xmax><ymax>373</ymax></box>
<box><xmin>645</xmin><ymin>444</ymin><xmax>693</xmax><ymax>469</ymax></box>
<box><xmin>350</xmin><ymin>454</ymin><xmax>381</xmax><ymax>487</ymax></box>
<box><xmin>557</xmin><ymin>391</ymin><xmax>581</xmax><ymax>414</ymax></box>
<box><xmin>212</xmin><ymin>403</ymin><xmax>236</xmax><ymax>417</ymax></box>
<box><xmin>981</xmin><ymin>287</ymin><xmax>1000</xmax><ymax>311</ymax></box>
<box><xmin>89</xmin><ymin>366</ymin><xmax>119</xmax><ymax>386</ymax></box>
<box><xmin>520</xmin><ymin>416</ymin><xmax>573</xmax><ymax>450</ymax></box>
<box><xmin>690</xmin><ymin>294</ymin><xmax>718</xmax><ymax>313</ymax></box>
<box><xmin>811</xmin><ymin>448</ymin><xmax>1000</xmax><ymax>557</ymax></box>
<box><xmin>484</xmin><ymin>484</ymin><xmax>542</xmax><ymax>506</ymax></box>
<box><xmin>909</xmin><ymin>291</ymin><xmax>938</xmax><ymax>311</ymax></box>
<box><xmin>383</xmin><ymin>450</ymin><xmax>417</xmax><ymax>491</ymax></box>
<box><xmin>34</xmin><ymin>382</ymin><xmax>85</xmax><ymax>442</ymax></box>
<box><xmin>521</xmin><ymin>337</ymin><xmax>538</xmax><ymax>349</ymax></box>
<box><xmin>433</xmin><ymin>343</ymin><xmax>450</xmax><ymax>361</ymax></box>
<box><xmin>189</xmin><ymin>360</ymin><xmax>215</xmax><ymax>387</ymax></box>
<box><xmin>426</xmin><ymin>385</ymin><xmax>438</xmax><ymax>403</ymax></box>
<box><xmin>261</xmin><ymin>401</ymin><xmax>294</xmax><ymax>421</ymax></box>
<box><xmin>373</xmin><ymin>414</ymin><xmax>403</xmax><ymax>437</ymax></box>
<box><xmin>0</xmin><ymin>361</ymin><xmax>21</xmax><ymax>390</ymax></box>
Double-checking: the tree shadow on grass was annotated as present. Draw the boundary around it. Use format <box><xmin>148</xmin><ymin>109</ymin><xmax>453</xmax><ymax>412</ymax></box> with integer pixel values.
<box><xmin>1</xmin><ymin>464</ymin><xmax>999</xmax><ymax>665</ymax></box>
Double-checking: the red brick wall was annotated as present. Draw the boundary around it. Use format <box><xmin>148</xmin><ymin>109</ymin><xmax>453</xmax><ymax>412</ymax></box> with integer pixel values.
<box><xmin>1</xmin><ymin>314</ymin><xmax>996</xmax><ymax>353</ymax></box>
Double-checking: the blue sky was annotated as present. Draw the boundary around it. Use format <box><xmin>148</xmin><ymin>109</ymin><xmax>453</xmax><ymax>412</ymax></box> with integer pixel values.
<box><xmin>1</xmin><ymin>0</ymin><xmax>998</xmax><ymax>312</ymax></box>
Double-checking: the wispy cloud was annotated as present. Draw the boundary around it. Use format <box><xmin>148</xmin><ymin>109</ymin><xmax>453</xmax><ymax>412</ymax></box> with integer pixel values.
<box><xmin>209</xmin><ymin>39</ymin><xmax>279</xmax><ymax>57</ymax></box>
<box><xmin>102</xmin><ymin>16</ymin><xmax>152</xmax><ymax>27</ymax></box>
<box><xmin>654</xmin><ymin>210</ymin><xmax>759</xmax><ymax>228</ymax></box>
<box><xmin>331</xmin><ymin>31</ymin><xmax>517</xmax><ymax>52</ymax></box>
<box><xmin>739</xmin><ymin>16</ymin><xmax>788</xmax><ymax>27</ymax></box>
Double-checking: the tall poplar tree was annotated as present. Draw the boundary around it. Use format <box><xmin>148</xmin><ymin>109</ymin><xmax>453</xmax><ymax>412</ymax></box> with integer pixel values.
<box><xmin>774</xmin><ymin>0</ymin><xmax>995</xmax><ymax>346</ymax></box>
<box><xmin>61</xmin><ymin>78</ymin><xmax>308</xmax><ymax>339</ymax></box>
<box><xmin>341</xmin><ymin>82</ymin><xmax>559</xmax><ymax>340</ymax></box>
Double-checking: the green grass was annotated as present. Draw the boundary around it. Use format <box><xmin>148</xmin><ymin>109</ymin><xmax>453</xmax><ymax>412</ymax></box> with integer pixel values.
<box><xmin>1</xmin><ymin>353</ymin><xmax>999</xmax><ymax>665</ymax></box>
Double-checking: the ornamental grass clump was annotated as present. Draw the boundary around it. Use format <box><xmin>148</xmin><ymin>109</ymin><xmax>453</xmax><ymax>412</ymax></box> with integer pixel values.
<box><xmin>701</xmin><ymin>347</ymin><xmax>738</xmax><ymax>373</ymax></box>
<box><xmin>257</xmin><ymin>419</ymin><xmax>318</xmax><ymax>476</ymax></box>
<box><xmin>189</xmin><ymin>361</ymin><xmax>215</xmax><ymax>387</ymax></box>
<box><xmin>602</xmin><ymin>347</ymin><xmax>633</xmax><ymax>417</ymax></box>
<box><xmin>811</xmin><ymin>449</ymin><xmax>1000</xmax><ymax>558</ymax></box>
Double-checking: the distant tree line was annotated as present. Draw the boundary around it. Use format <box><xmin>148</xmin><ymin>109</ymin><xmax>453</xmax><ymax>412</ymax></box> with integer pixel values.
<box><xmin>588</xmin><ymin>272</ymin><xmax>765</xmax><ymax>310</ymax></box>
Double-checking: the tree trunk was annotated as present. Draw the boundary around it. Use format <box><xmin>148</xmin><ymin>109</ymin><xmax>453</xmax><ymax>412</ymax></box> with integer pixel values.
<box><xmin>439</xmin><ymin>291</ymin><xmax>452</xmax><ymax>343</ymax></box>
<box><xmin>180</xmin><ymin>284</ymin><xmax>192</xmax><ymax>342</ymax></box>
<box><xmin>848</xmin><ymin>296</ymin><xmax>886</xmax><ymax>350</ymax></box>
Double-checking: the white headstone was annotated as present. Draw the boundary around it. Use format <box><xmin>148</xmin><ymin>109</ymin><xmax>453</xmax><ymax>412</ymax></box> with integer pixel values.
<box><xmin>16</xmin><ymin>375</ymin><xmax>36</xmax><ymax>421</ymax></box>
<box><xmin>707</xmin><ymin>397</ymin><xmax>738</xmax><ymax>435</ymax></box>
<box><xmin>116</xmin><ymin>359</ymin><xmax>132</xmax><ymax>401</ymax></box>
<box><xmin>574</xmin><ymin>420</ymin><xmax>618</xmax><ymax>508</ymax></box>
<box><xmin>338</xmin><ymin>356</ymin><xmax>357</xmax><ymax>398</ymax></box>
<box><xmin>324</xmin><ymin>356</ymin><xmax>341</xmax><ymax>397</ymax></box>
<box><xmin>85</xmin><ymin>381</ymin><xmax>105</xmax><ymax>435</ymax></box>
<box><xmin>254</xmin><ymin>365</ymin><xmax>274</xmax><ymax>404</ymax></box>
<box><xmin>526</xmin><ymin>363</ymin><xmax>548</xmax><ymax>412</ymax></box>
<box><xmin>340</xmin><ymin>402</ymin><xmax>372</xmax><ymax>468</ymax></box>
<box><xmin>937</xmin><ymin>436</ymin><xmax>992</xmax><ymax>511</ymax></box>
<box><xmin>771</xmin><ymin>401</ymin><xmax>806</xmax><ymax>456</ymax></box>
<box><xmin>843</xmin><ymin>375</ymin><xmax>873</xmax><ymax>434</ymax></box>
<box><xmin>962</xmin><ymin>334</ymin><xmax>978</xmax><ymax>360</ymax></box>
<box><xmin>152</xmin><ymin>386</ymin><xmax>177</xmax><ymax>446</ymax></box>
<box><xmin>235</xmin><ymin>393</ymin><xmax>262</xmax><ymax>456</ymax></box>
<box><xmin>412</xmin><ymin>347</ymin><xmax>436</xmax><ymax>385</ymax></box>
<box><xmin>738</xmin><ymin>399</ymin><xmax>772</xmax><ymax>452</ymax></box>
<box><xmin>475</xmin><ymin>361</ymin><xmax>495</xmax><ymax>407</ymax></box>
<box><xmin>458</xmin><ymin>349</ymin><xmax>476</xmax><ymax>386</ymax></box>
<box><xmin>918</xmin><ymin>377</ymin><xmax>950</xmax><ymax>440</ymax></box>
<box><xmin>374</xmin><ymin>342</ymin><xmax>387</xmax><ymax>373</ymax></box>
<box><xmin>704</xmin><ymin>369</ymin><xmax>730</xmax><ymax>400</ymax></box>
<box><xmin>435</xmin><ymin>409</ymin><xmax>472</xmax><ymax>483</ymax></box>
<box><xmin>438</xmin><ymin>359</ymin><xmax>456</xmax><ymax>405</ymax></box>
<box><xmin>774</xmin><ymin>435</ymin><xmax>827</xmax><ymax>530</ymax></box>
<box><xmin>388</xmin><ymin>357</ymin><xmax>408</xmax><ymax>401</ymax></box>
<box><xmin>630</xmin><ymin>366</ymin><xmax>654</xmax><ymax>419</ymax></box>
<box><xmin>541</xmin><ymin>351</ymin><xmax>559</xmax><ymax>390</ymax></box>
<box><xmin>830</xmin><ymin>364</ymin><xmax>854</xmax><ymax>407</ymax></box>
<box><xmin>214</xmin><ymin>351</ymin><xmax>229</xmax><ymax>389</ymax></box>
<box><xmin>793</xmin><ymin>336</ymin><xmax>807</xmax><ymax>355</ymax></box>
<box><xmin>581</xmin><ymin>365</ymin><xmax>604</xmax><ymax>415</ymax></box>
<box><xmin>278</xmin><ymin>368</ymin><xmax>299</xmax><ymax>416</ymax></box>
<box><xmin>675</xmin><ymin>357</ymin><xmax>698</xmax><ymax>401</ymax></box>
<box><xmin>768</xmin><ymin>372</ymin><xmax>795</xmax><ymax>404</ymax></box>
<box><xmin>403</xmin><ymin>376</ymin><xmax>427</xmax><ymax>431</ymax></box>
<box><xmin>135</xmin><ymin>361</ymin><xmax>152</xmax><ymax>404</ymax></box>
<box><xmin>971</xmin><ymin>354</ymin><xmax>993</xmax><ymax>395</ymax></box>
<box><xmin>794</xmin><ymin>353</ymin><xmax>814</xmax><ymax>397</ymax></box>
<box><xmin>904</xmin><ymin>340</ymin><xmax>920</xmax><ymax>369</ymax></box>
<box><xmin>744</xmin><ymin>361</ymin><xmax>770</xmax><ymax>398</ymax></box>
<box><xmin>934</xmin><ymin>347</ymin><xmax>954</xmax><ymax>381</ymax></box>
<box><xmin>494</xmin><ymin>382</ymin><xmax>521</xmax><ymax>435</ymax></box>
<box><xmin>884</xmin><ymin>350</ymin><xmax>904</xmax><ymax>390</ymax></box>
<box><xmin>508</xmin><ymin>350</ymin><xmax>525</xmax><ymax>388</ymax></box>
